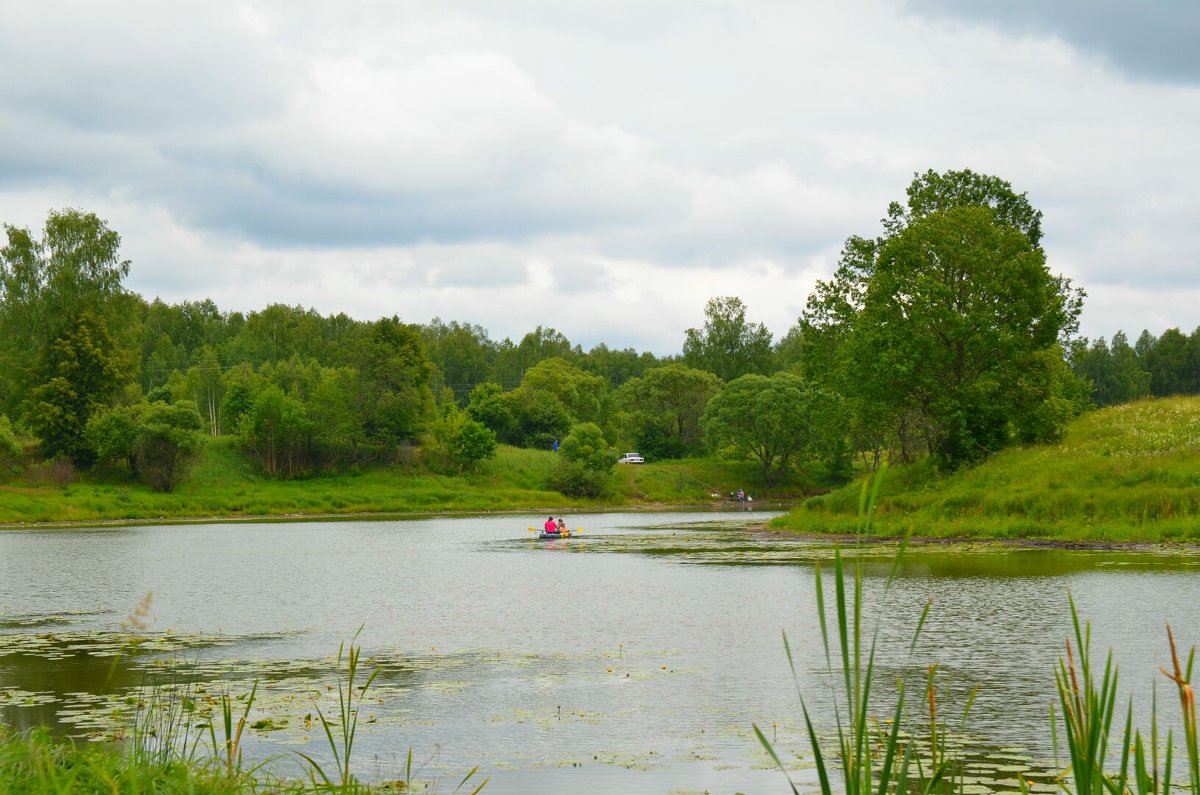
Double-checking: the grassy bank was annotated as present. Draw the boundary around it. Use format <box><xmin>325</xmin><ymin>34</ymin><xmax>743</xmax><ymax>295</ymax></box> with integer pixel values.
<box><xmin>0</xmin><ymin>439</ymin><xmax>804</xmax><ymax>526</ymax></box>
<box><xmin>773</xmin><ymin>396</ymin><xmax>1200</xmax><ymax>543</ymax></box>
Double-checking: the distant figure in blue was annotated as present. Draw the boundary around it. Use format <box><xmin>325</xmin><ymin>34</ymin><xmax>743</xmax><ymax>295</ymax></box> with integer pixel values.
<box><xmin>552</xmin><ymin>439</ymin><xmax>559</xmax><ymax>452</ymax></box>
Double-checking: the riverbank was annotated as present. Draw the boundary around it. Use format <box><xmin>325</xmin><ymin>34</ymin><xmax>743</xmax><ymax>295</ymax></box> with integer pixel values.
<box><xmin>772</xmin><ymin>396</ymin><xmax>1200</xmax><ymax>544</ymax></box>
<box><xmin>0</xmin><ymin>439</ymin><xmax>808</xmax><ymax>527</ymax></box>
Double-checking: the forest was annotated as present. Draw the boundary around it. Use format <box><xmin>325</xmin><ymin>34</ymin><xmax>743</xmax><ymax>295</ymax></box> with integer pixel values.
<box><xmin>2</xmin><ymin>169</ymin><xmax>1198</xmax><ymax>500</ymax></box>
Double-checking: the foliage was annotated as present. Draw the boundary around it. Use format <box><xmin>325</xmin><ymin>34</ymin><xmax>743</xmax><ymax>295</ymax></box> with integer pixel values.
<box><xmin>1067</xmin><ymin>331</ymin><xmax>1150</xmax><ymax>407</ymax></box>
<box><xmin>577</xmin><ymin>342</ymin><xmax>659</xmax><ymax>389</ymax></box>
<box><xmin>509</xmin><ymin>388</ymin><xmax>571</xmax><ymax>450</ymax></box>
<box><xmin>86</xmin><ymin>403</ymin><xmax>142</xmax><ymax>471</ymax></box>
<box><xmin>455</xmin><ymin>416</ymin><xmax>498</xmax><ymax>469</ymax></box>
<box><xmin>558</xmin><ymin>421</ymin><xmax>613</xmax><ymax>473</ymax></box>
<box><xmin>133</xmin><ymin>401</ymin><xmax>205</xmax><ymax>492</ymax></box>
<box><xmin>421</xmin><ymin>318</ymin><xmax>497</xmax><ymax>405</ymax></box>
<box><xmin>427</xmin><ymin>407</ymin><xmax>498</xmax><ymax>473</ymax></box>
<box><xmin>0</xmin><ymin>208</ymin><xmax>135</xmax><ymax>418</ymax></box>
<box><xmin>682</xmin><ymin>296</ymin><xmax>774</xmax><ymax>382</ymax></box>
<box><xmin>517</xmin><ymin>357</ymin><xmax>607</xmax><ymax>425</ymax></box>
<box><xmin>494</xmin><ymin>325</ymin><xmax>578</xmax><ymax>387</ymax></box>
<box><xmin>466</xmin><ymin>382</ymin><xmax>519</xmax><ymax>443</ymax></box>
<box><xmin>355</xmin><ymin>317</ymin><xmax>437</xmax><ymax>445</ymax></box>
<box><xmin>702</xmin><ymin>372</ymin><xmax>837</xmax><ymax>486</ymax></box>
<box><xmin>0</xmin><ymin>414</ymin><xmax>21</xmax><ymax>473</ymax></box>
<box><xmin>221</xmin><ymin>372</ymin><xmax>257</xmax><ymax>431</ymax></box>
<box><xmin>185</xmin><ymin>346</ymin><xmax>226</xmax><ymax>436</ymax></box>
<box><xmin>616</xmin><ymin>363</ymin><xmax>720</xmax><ymax>459</ymax></box>
<box><xmin>239</xmin><ymin>386</ymin><xmax>313</xmax><ymax>477</ymax></box>
<box><xmin>308</xmin><ymin>366</ymin><xmax>366</xmax><ymax>452</ymax></box>
<box><xmin>21</xmin><ymin>309</ymin><xmax>133</xmax><ymax>463</ymax></box>
<box><xmin>549</xmin><ymin>421</ymin><xmax>614</xmax><ymax>497</ymax></box>
<box><xmin>800</xmin><ymin>169</ymin><xmax>1084</xmax><ymax>468</ymax></box>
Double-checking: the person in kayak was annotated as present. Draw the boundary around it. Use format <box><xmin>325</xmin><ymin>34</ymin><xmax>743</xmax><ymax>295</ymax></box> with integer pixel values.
<box><xmin>556</xmin><ymin>517</ymin><xmax>567</xmax><ymax>533</ymax></box>
<box><xmin>544</xmin><ymin>516</ymin><xmax>559</xmax><ymax>535</ymax></box>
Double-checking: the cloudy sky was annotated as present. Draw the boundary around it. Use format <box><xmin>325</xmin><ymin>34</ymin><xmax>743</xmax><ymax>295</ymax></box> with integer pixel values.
<box><xmin>2</xmin><ymin>1</ymin><xmax>1197</xmax><ymax>354</ymax></box>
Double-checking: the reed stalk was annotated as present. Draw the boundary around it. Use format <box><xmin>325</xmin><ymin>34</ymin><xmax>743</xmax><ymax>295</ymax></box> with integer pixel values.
<box><xmin>756</xmin><ymin>465</ymin><xmax>957</xmax><ymax>794</ymax></box>
<box><xmin>297</xmin><ymin>627</ymin><xmax>381</xmax><ymax>791</ymax></box>
<box><xmin>206</xmin><ymin>680</ymin><xmax>259</xmax><ymax>778</ymax></box>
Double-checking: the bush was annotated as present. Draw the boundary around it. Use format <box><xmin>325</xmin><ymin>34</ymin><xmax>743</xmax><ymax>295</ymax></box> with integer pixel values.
<box><xmin>133</xmin><ymin>401</ymin><xmax>204</xmax><ymax>492</ymax></box>
<box><xmin>549</xmin><ymin>422</ymin><xmax>614</xmax><ymax>497</ymax></box>
<box><xmin>547</xmin><ymin>459</ymin><xmax>609</xmax><ymax>497</ymax></box>
<box><xmin>0</xmin><ymin>415</ymin><xmax>21</xmax><ymax>474</ymax></box>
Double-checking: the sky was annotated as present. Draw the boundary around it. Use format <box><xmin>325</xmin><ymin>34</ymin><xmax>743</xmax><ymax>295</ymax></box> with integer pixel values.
<box><xmin>1</xmin><ymin>0</ymin><xmax>1197</xmax><ymax>355</ymax></box>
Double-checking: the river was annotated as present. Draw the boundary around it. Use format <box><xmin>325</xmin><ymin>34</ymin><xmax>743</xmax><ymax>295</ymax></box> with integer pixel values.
<box><xmin>2</xmin><ymin>511</ymin><xmax>1199</xmax><ymax>793</ymax></box>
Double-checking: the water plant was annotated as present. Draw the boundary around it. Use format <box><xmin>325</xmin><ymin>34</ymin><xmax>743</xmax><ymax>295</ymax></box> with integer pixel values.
<box><xmin>761</xmin><ymin>463</ymin><xmax>1200</xmax><ymax>795</ymax></box>
<box><xmin>296</xmin><ymin>627</ymin><xmax>380</xmax><ymax>790</ymax></box>
<box><xmin>207</xmin><ymin>680</ymin><xmax>259</xmax><ymax>779</ymax></box>
<box><xmin>755</xmin><ymin>466</ymin><xmax>969</xmax><ymax>794</ymax></box>
<box><xmin>1050</xmin><ymin>614</ymin><xmax>1199</xmax><ymax>795</ymax></box>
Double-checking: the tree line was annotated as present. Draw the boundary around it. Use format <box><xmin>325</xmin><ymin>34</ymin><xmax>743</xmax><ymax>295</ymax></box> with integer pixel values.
<box><xmin>1</xmin><ymin>171</ymin><xmax>1187</xmax><ymax>495</ymax></box>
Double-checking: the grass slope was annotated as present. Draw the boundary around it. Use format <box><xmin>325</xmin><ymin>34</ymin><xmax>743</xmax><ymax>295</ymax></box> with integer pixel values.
<box><xmin>773</xmin><ymin>396</ymin><xmax>1200</xmax><ymax>543</ymax></box>
<box><xmin>0</xmin><ymin>439</ymin><xmax>805</xmax><ymax>526</ymax></box>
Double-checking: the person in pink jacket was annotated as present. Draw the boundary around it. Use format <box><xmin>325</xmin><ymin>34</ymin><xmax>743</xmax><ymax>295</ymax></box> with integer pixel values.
<box><xmin>544</xmin><ymin>516</ymin><xmax>558</xmax><ymax>534</ymax></box>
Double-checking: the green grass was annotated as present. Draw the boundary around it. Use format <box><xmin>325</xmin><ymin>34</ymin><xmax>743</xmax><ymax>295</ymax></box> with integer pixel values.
<box><xmin>772</xmin><ymin>396</ymin><xmax>1200</xmax><ymax>543</ymax></box>
<box><xmin>0</xmin><ymin>439</ymin><xmax>810</xmax><ymax>526</ymax></box>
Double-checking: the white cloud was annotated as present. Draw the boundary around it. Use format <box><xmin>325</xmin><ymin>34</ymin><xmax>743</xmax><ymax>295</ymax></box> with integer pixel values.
<box><xmin>1</xmin><ymin>0</ymin><xmax>1198</xmax><ymax>352</ymax></box>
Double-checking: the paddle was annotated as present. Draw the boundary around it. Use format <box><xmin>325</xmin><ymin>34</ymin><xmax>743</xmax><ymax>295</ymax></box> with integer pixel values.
<box><xmin>526</xmin><ymin>527</ymin><xmax>583</xmax><ymax>535</ymax></box>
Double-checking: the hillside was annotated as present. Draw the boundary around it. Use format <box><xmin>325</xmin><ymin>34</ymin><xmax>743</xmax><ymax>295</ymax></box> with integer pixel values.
<box><xmin>772</xmin><ymin>396</ymin><xmax>1200</xmax><ymax>543</ymax></box>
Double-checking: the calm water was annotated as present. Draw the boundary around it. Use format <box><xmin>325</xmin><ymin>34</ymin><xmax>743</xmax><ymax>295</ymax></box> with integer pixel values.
<box><xmin>2</xmin><ymin>512</ymin><xmax>1200</xmax><ymax>793</ymax></box>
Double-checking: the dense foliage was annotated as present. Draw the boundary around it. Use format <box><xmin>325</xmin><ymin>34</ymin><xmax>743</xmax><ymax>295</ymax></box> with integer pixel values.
<box><xmin>3</xmin><ymin>175</ymin><xmax>1192</xmax><ymax>498</ymax></box>
<box><xmin>798</xmin><ymin>169</ymin><xmax>1086</xmax><ymax>468</ymax></box>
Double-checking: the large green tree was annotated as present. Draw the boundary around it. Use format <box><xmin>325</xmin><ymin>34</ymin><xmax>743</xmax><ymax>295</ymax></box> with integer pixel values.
<box><xmin>616</xmin><ymin>364</ymin><xmax>720</xmax><ymax>458</ymax></box>
<box><xmin>800</xmin><ymin>169</ymin><xmax>1084</xmax><ymax>467</ymax></box>
<box><xmin>352</xmin><ymin>317</ymin><xmax>436</xmax><ymax>445</ymax></box>
<box><xmin>22</xmin><ymin>309</ymin><xmax>133</xmax><ymax>463</ymax></box>
<box><xmin>702</xmin><ymin>372</ymin><xmax>832</xmax><ymax>486</ymax></box>
<box><xmin>1</xmin><ymin>209</ymin><xmax>136</xmax><ymax>418</ymax></box>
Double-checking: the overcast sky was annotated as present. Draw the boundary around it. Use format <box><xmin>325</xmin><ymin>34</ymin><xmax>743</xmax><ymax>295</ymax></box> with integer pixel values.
<box><xmin>2</xmin><ymin>0</ymin><xmax>1197</xmax><ymax>355</ymax></box>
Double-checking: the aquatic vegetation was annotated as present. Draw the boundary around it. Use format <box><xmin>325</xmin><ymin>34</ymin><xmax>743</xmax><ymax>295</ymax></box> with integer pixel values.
<box><xmin>756</xmin><ymin>469</ymin><xmax>969</xmax><ymax>794</ymax></box>
<box><xmin>760</xmin><ymin>467</ymin><xmax>1200</xmax><ymax>795</ymax></box>
<box><xmin>297</xmin><ymin>628</ymin><xmax>382</xmax><ymax>789</ymax></box>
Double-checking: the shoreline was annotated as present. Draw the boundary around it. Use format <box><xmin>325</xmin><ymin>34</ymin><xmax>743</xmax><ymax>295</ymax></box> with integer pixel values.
<box><xmin>0</xmin><ymin>500</ymin><xmax>790</xmax><ymax>532</ymax></box>
<box><xmin>763</xmin><ymin>526</ymin><xmax>1200</xmax><ymax>552</ymax></box>
<box><xmin>5</xmin><ymin>505</ymin><xmax>1198</xmax><ymax>552</ymax></box>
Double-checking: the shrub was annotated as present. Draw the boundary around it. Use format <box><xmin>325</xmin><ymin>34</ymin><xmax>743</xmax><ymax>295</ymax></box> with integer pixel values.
<box><xmin>0</xmin><ymin>415</ymin><xmax>21</xmax><ymax>474</ymax></box>
<box><xmin>133</xmin><ymin>401</ymin><xmax>204</xmax><ymax>492</ymax></box>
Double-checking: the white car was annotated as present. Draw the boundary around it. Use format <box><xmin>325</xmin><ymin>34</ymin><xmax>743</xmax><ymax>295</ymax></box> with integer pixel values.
<box><xmin>617</xmin><ymin>452</ymin><xmax>645</xmax><ymax>464</ymax></box>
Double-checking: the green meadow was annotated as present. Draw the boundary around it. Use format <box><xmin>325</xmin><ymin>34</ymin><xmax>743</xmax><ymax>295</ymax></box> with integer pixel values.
<box><xmin>0</xmin><ymin>439</ymin><xmax>801</xmax><ymax>526</ymax></box>
<box><xmin>774</xmin><ymin>396</ymin><xmax>1200</xmax><ymax>543</ymax></box>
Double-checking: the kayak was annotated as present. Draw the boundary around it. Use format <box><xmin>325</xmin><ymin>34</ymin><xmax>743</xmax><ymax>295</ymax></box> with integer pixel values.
<box><xmin>537</xmin><ymin>530</ymin><xmax>572</xmax><ymax>539</ymax></box>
